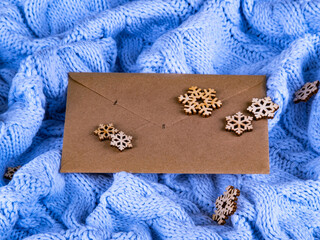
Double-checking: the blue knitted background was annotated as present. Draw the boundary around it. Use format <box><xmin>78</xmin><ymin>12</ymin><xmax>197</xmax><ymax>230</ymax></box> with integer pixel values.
<box><xmin>1</xmin><ymin>0</ymin><xmax>320</xmax><ymax>239</ymax></box>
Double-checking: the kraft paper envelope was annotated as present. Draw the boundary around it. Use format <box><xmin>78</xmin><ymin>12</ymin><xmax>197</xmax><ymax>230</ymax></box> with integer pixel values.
<box><xmin>61</xmin><ymin>73</ymin><xmax>269</xmax><ymax>174</ymax></box>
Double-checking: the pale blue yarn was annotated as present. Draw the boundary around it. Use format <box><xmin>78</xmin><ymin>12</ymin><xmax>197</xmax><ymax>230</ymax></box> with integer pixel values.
<box><xmin>0</xmin><ymin>0</ymin><xmax>320</xmax><ymax>239</ymax></box>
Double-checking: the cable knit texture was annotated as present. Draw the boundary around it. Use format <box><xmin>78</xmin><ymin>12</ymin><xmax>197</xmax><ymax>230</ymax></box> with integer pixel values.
<box><xmin>0</xmin><ymin>0</ymin><xmax>320</xmax><ymax>239</ymax></box>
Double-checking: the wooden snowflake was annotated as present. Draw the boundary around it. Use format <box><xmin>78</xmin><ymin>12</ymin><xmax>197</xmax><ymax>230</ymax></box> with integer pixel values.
<box><xmin>94</xmin><ymin>123</ymin><xmax>119</xmax><ymax>141</ymax></box>
<box><xmin>110</xmin><ymin>131</ymin><xmax>133</xmax><ymax>151</ymax></box>
<box><xmin>178</xmin><ymin>86</ymin><xmax>222</xmax><ymax>117</ymax></box>
<box><xmin>247</xmin><ymin>97</ymin><xmax>279</xmax><ymax>120</ymax></box>
<box><xmin>225</xmin><ymin>112</ymin><xmax>253</xmax><ymax>136</ymax></box>
<box><xmin>212</xmin><ymin>186</ymin><xmax>240</xmax><ymax>225</ymax></box>
<box><xmin>294</xmin><ymin>80</ymin><xmax>319</xmax><ymax>103</ymax></box>
<box><xmin>4</xmin><ymin>166</ymin><xmax>21</xmax><ymax>180</ymax></box>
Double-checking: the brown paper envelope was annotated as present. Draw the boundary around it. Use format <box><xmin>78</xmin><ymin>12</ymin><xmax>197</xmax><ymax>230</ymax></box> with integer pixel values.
<box><xmin>60</xmin><ymin>73</ymin><xmax>269</xmax><ymax>174</ymax></box>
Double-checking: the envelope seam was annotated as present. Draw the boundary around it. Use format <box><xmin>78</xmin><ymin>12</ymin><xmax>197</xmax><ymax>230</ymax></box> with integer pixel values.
<box><xmin>219</xmin><ymin>81</ymin><xmax>264</xmax><ymax>102</ymax></box>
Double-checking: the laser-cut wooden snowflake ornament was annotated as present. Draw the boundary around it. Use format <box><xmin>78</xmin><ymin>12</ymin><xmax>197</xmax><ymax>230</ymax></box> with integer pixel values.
<box><xmin>294</xmin><ymin>80</ymin><xmax>319</xmax><ymax>103</ymax></box>
<box><xmin>110</xmin><ymin>131</ymin><xmax>133</xmax><ymax>151</ymax></box>
<box><xmin>4</xmin><ymin>166</ymin><xmax>21</xmax><ymax>180</ymax></box>
<box><xmin>178</xmin><ymin>86</ymin><xmax>222</xmax><ymax>117</ymax></box>
<box><xmin>247</xmin><ymin>97</ymin><xmax>279</xmax><ymax>120</ymax></box>
<box><xmin>212</xmin><ymin>186</ymin><xmax>240</xmax><ymax>225</ymax></box>
<box><xmin>225</xmin><ymin>112</ymin><xmax>253</xmax><ymax>136</ymax></box>
<box><xmin>94</xmin><ymin>123</ymin><xmax>119</xmax><ymax>141</ymax></box>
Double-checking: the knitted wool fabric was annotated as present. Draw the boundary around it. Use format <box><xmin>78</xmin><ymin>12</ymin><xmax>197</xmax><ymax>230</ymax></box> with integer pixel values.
<box><xmin>1</xmin><ymin>0</ymin><xmax>320</xmax><ymax>239</ymax></box>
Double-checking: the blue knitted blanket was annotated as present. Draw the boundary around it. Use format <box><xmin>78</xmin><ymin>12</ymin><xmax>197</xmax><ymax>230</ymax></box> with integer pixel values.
<box><xmin>1</xmin><ymin>0</ymin><xmax>320</xmax><ymax>239</ymax></box>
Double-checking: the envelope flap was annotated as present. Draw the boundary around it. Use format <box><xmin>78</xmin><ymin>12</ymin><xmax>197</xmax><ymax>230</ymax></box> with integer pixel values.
<box><xmin>69</xmin><ymin>73</ymin><xmax>265</xmax><ymax>127</ymax></box>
